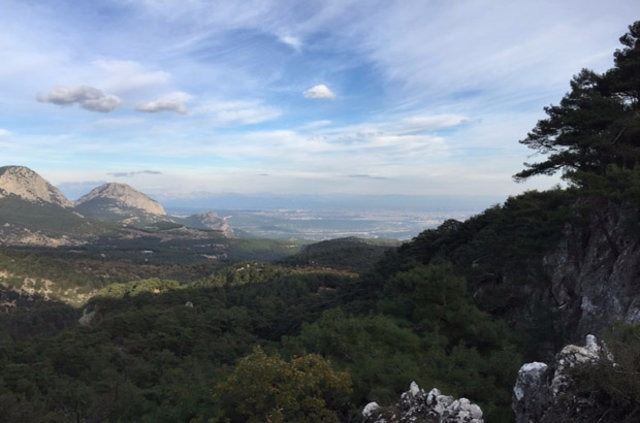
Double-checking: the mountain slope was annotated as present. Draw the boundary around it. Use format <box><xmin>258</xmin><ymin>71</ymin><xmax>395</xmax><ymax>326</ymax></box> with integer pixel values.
<box><xmin>0</xmin><ymin>165</ymin><xmax>72</xmax><ymax>207</ymax></box>
<box><xmin>75</xmin><ymin>183</ymin><xmax>166</xmax><ymax>224</ymax></box>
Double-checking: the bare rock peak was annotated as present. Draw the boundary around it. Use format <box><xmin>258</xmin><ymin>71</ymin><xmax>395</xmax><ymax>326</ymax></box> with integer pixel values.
<box><xmin>0</xmin><ymin>165</ymin><xmax>72</xmax><ymax>207</ymax></box>
<box><xmin>77</xmin><ymin>182</ymin><xmax>166</xmax><ymax>216</ymax></box>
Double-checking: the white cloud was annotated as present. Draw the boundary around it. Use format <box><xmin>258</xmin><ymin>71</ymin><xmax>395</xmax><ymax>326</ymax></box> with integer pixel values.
<box><xmin>279</xmin><ymin>34</ymin><xmax>302</xmax><ymax>51</ymax></box>
<box><xmin>37</xmin><ymin>86</ymin><xmax>121</xmax><ymax>112</ymax></box>
<box><xmin>303</xmin><ymin>84</ymin><xmax>336</xmax><ymax>99</ymax></box>
<box><xmin>136</xmin><ymin>91</ymin><xmax>192</xmax><ymax>114</ymax></box>
<box><xmin>196</xmin><ymin>100</ymin><xmax>281</xmax><ymax>125</ymax></box>
<box><xmin>0</xmin><ymin>128</ymin><xmax>10</xmax><ymax>137</ymax></box>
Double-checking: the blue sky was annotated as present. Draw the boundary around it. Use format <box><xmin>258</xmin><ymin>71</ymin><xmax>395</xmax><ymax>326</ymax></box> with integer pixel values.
<box><xmin>0</xmin><ymin>0</ymin><xmax>637</xmax><ymax>200</ymax></box>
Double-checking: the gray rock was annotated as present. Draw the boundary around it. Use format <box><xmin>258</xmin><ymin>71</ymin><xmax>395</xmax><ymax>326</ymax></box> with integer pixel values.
<box><xmin>513</xmin><ymin>335</ymin><xmax>612</xmax><ymax>423</ymax></box>
<box><xmin>363</xmin><ymin>382</ymin><xmax>483</xmax><ymax>423</ymax></box>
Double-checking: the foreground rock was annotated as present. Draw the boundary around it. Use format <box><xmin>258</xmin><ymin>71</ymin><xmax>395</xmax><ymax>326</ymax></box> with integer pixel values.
<box><xmin>363</xmin><ymin>382</ymin><xmax>483</xmax><ymax>423</ymax></box>
<box><xmin>513</xmin><ymin>334</ymin><xmax>611</xmax><ymax>423</ymax></box>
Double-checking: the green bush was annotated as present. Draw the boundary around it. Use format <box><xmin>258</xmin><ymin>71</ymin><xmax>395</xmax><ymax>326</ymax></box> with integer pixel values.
<box><xmin>213</xmin><ymin>348</ymin><xmax>352</xmax><ymax>423</ymax></box>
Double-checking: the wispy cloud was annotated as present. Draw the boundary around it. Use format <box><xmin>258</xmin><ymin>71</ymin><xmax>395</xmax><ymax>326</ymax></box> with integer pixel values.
<box><xmin>108</xmin><ymin>170</ymin><xmax>163</xmax><ymax>177</ymax></box>
<box><xmin>195</xmin><ymin>100</ymin><xmax>281</xmax><ymax>125</ymax></box>
<box><xmin>93</xmin><ymin>59</ymin><xmax>171</xmax><ymax>94</ymax></box>
<box><xmin>400</xmin><ymin>114</ymin><xmax>469</xmax><ymax>132</ymax></box>
<box><xmin>278</xmin><ymin>34</ymin><xmax>303</xmax><ymax>51</ymax></box>
<box><xmin>37</xmin><ymin>86</ymin><xmax>121</xmax><ymax>112</ymax></box>
<box><xmin>346</xmin><ymin>174</ymin><xmax>389</xmax><ymax>180</ymax></box>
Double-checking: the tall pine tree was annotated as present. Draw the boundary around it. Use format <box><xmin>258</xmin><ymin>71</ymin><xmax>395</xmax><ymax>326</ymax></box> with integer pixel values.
<box><xmin>516</xmin><ymin>21</ymin><xmax>640</xmax><ymax>184</ymax></box>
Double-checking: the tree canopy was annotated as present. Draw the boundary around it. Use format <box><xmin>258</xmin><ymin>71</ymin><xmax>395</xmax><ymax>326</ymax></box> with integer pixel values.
<box><xmin>516</xmin><ymin>21</ymin><xmax>640</xmax><ymax>184</ymax></box>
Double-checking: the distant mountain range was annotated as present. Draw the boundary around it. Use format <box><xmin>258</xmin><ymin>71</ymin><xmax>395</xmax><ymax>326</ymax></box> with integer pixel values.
<box><xmin>0</xmin><ymin>165</ymin><xmax>232</xmax><ymax>246</ymax></box>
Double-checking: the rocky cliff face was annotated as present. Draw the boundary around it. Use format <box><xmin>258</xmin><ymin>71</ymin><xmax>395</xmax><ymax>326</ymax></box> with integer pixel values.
<box><xmin>75</xmin><ymin>182</ymin><xmax>166</xmax><ymax>223</ymax></box>
<box><xmin>542</xmin><ymin>202</ymin><xmax>640</xmax><ymax>339</ymax></box>
<box><xmin>0</xmin><ymin>165</ymin><xmax>72</xmax><ymax>207</ymax></box>
<box><xmin>363</xmin><ymin>382</ymin><xmax>484</xmax><ymax>423</ymax></box>
<box><xmin>513</xmin><ymin>334</ymin><xmax>614</xmax><ymax>423</ymax></box>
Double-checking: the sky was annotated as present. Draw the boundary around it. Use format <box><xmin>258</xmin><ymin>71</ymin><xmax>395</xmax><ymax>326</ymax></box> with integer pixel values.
<box><xmin>0</xmin><ymin>0</ymin><xmax>637</xmax><ymax>201</ymax></box>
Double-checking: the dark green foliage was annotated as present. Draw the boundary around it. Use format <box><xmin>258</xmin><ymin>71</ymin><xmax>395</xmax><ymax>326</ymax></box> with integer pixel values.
<box><xmin>516</xmin><ymin>21</ymin><xmax>640</xmax><ymax>185</ymax></box>
<box><xmin>214</xmin><ymin>348</ymin><xmax>352</xmax><ymax>423</ymax></box>
<box><xmin>0</xmin><ymin>252</ymin><xmax>521</xmax><ymax>422</ymax></box>
<box><xmin>193</xmin><ymin>262</ymin><xmax>355</xmax><ymax>289</ymax></box>
<box><xmin>0</xmin><ymin>195</ymin><xmax>111</xmax><ymax>237</ymax></box>
<box><xmin>282</xmin><ymin>237</ymin><xmax>397</xmax><ymax>273</ymax></box>
<box><xmin>0</xmin><ymin>267</ymin><xmax>359</xmax><ymax>422</ymax></box>
<box><xmin>95</xmin><ymin>278</ymin><xmax>182</xmax><ymax>298</ymax></box>
<box><xmin>283</xmin><ymin>265</ymin><xmax>521</xmax><ymax>422</ymax></box>
<box><xmin>283</xmin><ymin>309</ymin><xmax>426</xmax><ymax>405</ymax></box>
<box><xmin>369</xmin><ymin>188</ymin><xmax>587</xmax><ymax>361</ymax></box>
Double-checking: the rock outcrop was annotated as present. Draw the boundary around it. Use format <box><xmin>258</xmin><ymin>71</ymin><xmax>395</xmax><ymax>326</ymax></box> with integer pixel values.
<box><xmin>0</xmin><ymin>165</ymin><xmax>72</xmax><ymax>207</ymax></box>
<box><xmin>363</xmin><ymin>382</ymin><xmax>483</xmax><ymax>423</ymax></box>
<box><xmin>513</xmin><ymin>334</ymin><xmax>611</xmax><ymax>423</ymax></box>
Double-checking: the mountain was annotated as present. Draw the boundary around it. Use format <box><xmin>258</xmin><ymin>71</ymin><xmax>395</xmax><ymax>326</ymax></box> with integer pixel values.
<box><xmin>0</xmin><ymin>166</ymin><xmax>107</xmax><ymax>246</ymax></box>
<box><xmin>0</xmin><ymin>165</ymin><xmax>72</xmax><ymax>208</ymax></box>
<box><xmin>75</xmin><ymin>182</ymin><xmax>167</xmax><ymax>225</ymax></box>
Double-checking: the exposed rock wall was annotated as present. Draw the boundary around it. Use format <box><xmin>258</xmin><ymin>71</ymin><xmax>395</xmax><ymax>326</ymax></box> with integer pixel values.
<box><xmin>542</xmin><ymin>203</ymin><xmax>640</xmax><ymax>338</ymax></box>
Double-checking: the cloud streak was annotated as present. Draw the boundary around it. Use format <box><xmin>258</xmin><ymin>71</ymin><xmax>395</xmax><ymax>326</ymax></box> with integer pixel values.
<box><xmin>195</xmin><ymin>100</ymin><xmax>281</xmax><ymax>125</ymax></box>
<box><xmin>108</xmin><ymin>170</ymin><xmax>163</xmax><ymax>177</ymax></box>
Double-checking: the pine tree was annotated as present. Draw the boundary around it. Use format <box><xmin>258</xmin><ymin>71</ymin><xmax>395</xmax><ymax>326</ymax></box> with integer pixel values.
<box><xmin>516</xmin><ymin>21</ymin><xmax>640</xmax><ymax>184</ymax></box>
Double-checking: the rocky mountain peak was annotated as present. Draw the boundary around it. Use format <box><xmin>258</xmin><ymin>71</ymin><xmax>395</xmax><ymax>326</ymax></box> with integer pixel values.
<box><xmin>0</xmin><ymin>165</ymin><xmax>72</xmax><ymax>208</ymax></box>
<box><xmin>76</xmin><ymin>182</ymin><xmax>166</xmax><ymax>216</ymax></box>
